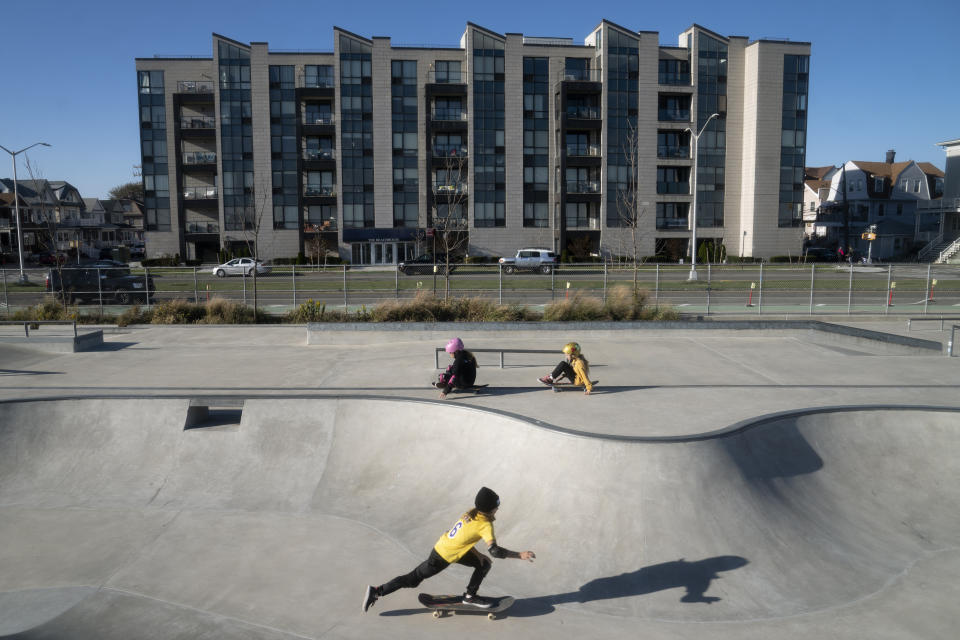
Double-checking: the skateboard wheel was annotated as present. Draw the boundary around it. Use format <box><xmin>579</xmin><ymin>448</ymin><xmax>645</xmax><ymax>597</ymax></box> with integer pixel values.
<box><xmin>433</xmin><ymin>610</ymin><xmax>441</xmax><ymax>618</ymax></box>
<box><xmin>488</xmin><ymin>613</ymin><xmax>496</xmax><ymax>620</ymax></box>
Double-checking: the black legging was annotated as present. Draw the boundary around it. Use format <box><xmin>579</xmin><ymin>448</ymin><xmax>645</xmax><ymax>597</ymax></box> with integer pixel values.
<box><xmin>380</xmin><ymin>548</ymin><xmax>491</xmax><ymax>596</ymax></box>
<box><xmin>551</xmin><ymin>360</ymin><xmax>576</xmax><ymax>382</ymax></box>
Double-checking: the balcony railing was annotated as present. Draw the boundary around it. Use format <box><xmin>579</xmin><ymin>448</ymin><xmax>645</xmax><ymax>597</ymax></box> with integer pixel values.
<box><xmin>431</xmin><ymin>109</ymin><xmax>467</xmax><ymax>121</ymax></box>
<box><xmin>427</xmin><ymin>70</ymin><xmax>466</xmax><ymax>84</ymax></box>
<box><xmin>567</xmin><ymin>181</ymin><xmax>601</xmax><ymax>194</ymax></box>
<box><xmin>183</xmin><ymin>186</ymin><xmax>219</xmax><ymax>200</ymax></box>
<box><xmin>304</xmin><ymin>220</ymin><xmax>337</xmax><ymax>232</ymax></box>
<box><xmin>562</xmin><ymin>68</ymin><xmax>602</xmax><ymax>82</ymax></box>
<box><xmin>432</xmin><ymin>145</ymin><xmax>468</xmax><ymax>159</ymax></box>
<box><xmin>302</xmin><ymin>77</ymin><xmax>335</xmax><ymax>89</ymax></box>
<box><xmin>433</xmin><ymin>183</ymin><xmax>468</xmax><ymax>196</ymax></box>
<box><xmin>303</xmin><ymin>114</ymin><xmax>335</xmax><ymax>126</ymax></box>
<box><xmin>657</xmin><ymin>145</ymin><xmax>690</xmax><ymax>159</ymax></box>
<box><xmin>658</xmin><ymin>72</ymin><xmax>691</xmax><ymax>85</ymax></box>
<box><xmin>185</xmin><ymin>222</ymin><xmax>220</xmax><ymax>233</ymax></box>
<box><xmin>657</xmin><ymin>182</ymin><xmax>690</xmax><ymax>194</ymax></box>
<box><xmin>567</xmin><ymin>144</ymin><xmax>601</xmax><ymax>157</ymax></box>
<box><xmin>656</xmin><ymin>217</ymin><xmax>689</xmax><ymax>230</ymax></box>
<box><xmin>567</xmin><ymin>217</ymin><xmax>602</xmax><ymax>230</ymax></box>
<box><xmin>658</xmin><ymin>109</ymin><xmax>691</xmax><ymax>122</ymax></box>
<box><xmin>566</xmin><ymin>106</ymin><xmax>601</xmax><ymax>119</ymax></box>
<box><xmin>181</xmin><ymin>116</ymin><xmax>216</xmax><ymax>129</ymax></box>
<box><xmin>177</xmin><ymin>80</ymin><xmax>214</xmax><ymax>94</ymax></box>
<box><xmin>304</xmin><ymin>185</ymin><xmax>336</xmax><ymax>197</ymax></box>
<box><xmin>304</xmin><ymin>149</ymin><xmax>336</xmax><ymax>161</ymax></box>
<box><xmin>183</xmin><ymin>151</ymin><xmax>216</xmax><ymax>165</ymax></box>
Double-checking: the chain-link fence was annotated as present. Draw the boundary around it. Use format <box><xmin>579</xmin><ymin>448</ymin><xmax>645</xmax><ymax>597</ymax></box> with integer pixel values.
<box><xmin>3</xmin><ymin>262</ymin><xmax>960</xmax><ymax>316</ymax></box>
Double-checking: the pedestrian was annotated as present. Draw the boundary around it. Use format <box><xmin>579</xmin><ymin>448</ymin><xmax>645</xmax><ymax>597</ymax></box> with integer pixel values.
<box><xmin>362</xmin><ymin>487</ymin><xmax>535</xmax><ymax>612</ymax></box>
<box><xmin>538</xmin><ymin>341</ymin><xmax>593</xmax><ymax>395</ymax></box>
<box><xmin>434</xmin><ymin>337</ymin><xmax>478</xmax><ymax>398</ymax></box>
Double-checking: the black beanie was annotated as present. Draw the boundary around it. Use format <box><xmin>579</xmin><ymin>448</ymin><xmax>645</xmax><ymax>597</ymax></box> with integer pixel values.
<box><xmin>475</xmin><ymin>487</ymin><xmax>500</xmax><ymax>512</ymax></box>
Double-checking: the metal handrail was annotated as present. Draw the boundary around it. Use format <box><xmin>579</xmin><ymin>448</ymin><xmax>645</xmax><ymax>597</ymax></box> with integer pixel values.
<box><xmin>0</xmin><ymin>320</ymin><xmax>78</xmax><ymax>338</ymax></box>
<box><xmin>435</xmin><ymin>346</ymin><xmax>559</xmax><ymax>369</ymax></box>
<box><xmin>936</xmin><ymin>238</ymin><xmax>960</xmax><ymax>264</ymax></box>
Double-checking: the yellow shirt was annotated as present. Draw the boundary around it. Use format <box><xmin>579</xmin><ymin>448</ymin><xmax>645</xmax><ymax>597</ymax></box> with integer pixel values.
<box><xmin>433</xmin><ymin>511</ymin><xmax>495</xmax><ymax>562</ymax></box>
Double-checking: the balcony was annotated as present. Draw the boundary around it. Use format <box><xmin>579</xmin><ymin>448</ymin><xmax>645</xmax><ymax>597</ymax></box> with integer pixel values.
<box><xmin>177</xmin><ymin>81</ymin><xmax>214</xmax><ymax>94</ymax></box>
<box><xmin>657</xmin><ymin>145</ymin><xmax>690</xmax><ymax>159</ymax></box>
<box><xmin>657</xmin><ymin>182</ymin><xmax>690</xmax><ymax>195</ymax></box>
<box><xmin>658</xmin><ymin>109</ymin><xmax>691</xmax><ymax>122</ymax></box>
<box><xmin>567</xmin><ymin>144</ymin><xmax>601</xmax><ymax>158</ymax></box>
<box><xmin>562</xmin><ymin>68</ymin><xmax>602</xmax><ymax>82</ymax></box>
<box><xmin>185</xmin><ymin>221</ymin><xmax>220</xmax><ymax>234</ymax></box>
<box><xmin>427</xmin><ymin>70</ymin><xmax>466</xmax><ymax>84</ymax></box>
<box><xmin>302</xmin><ymin>77</ymin><xmax>335</xmax><ymax>89</ymax></box>
<box><xmin>303</xmin><ymin>149</ymin><xmax>336</xmax><ymax>161</ymax></box>
<box><xmin>567</xmin><ymin>217</ymin><xmax>602</xmax><ymax>230</ymax></box>
<box><xmin>433</xmin><ymin>183</ymin><xmax>468</xmax><ymax>196</ymax></box>
<box><xmin>567</xmin><ymin>181</ymin><xmax>601</xmax><ymax>194</ymax></box>
<box><xmin>566</xmin><ymin>106</ymin><xmax>601</xmax><ymax>119</ymax></box>
<box><xmin>656</xmin><ymin>216</ymin><xmax>689</xmax><ymax>230</ymax></box>
<box><xmin>432</xmin><ymin>145</ymin><xmax>468</xmax><ymax>159</ymax></box>
<box><xmin>183</xmin><ymin>151</ymin><xmax>217</xmax><ymax>165</ymax></box>
<box><xmin>183</xmin><ymin>186</ymin><xmax>218</xmax><ymax>200</ymax></box>
<box><xmin>304</xmin><ymin>185</ymin><xmax>336</xmax><ymax>197</ymax></box>
<box><xmin>431</xmin><ymin>109</ymin><xmax>467</xmax><ymax>122</ymax></box>
<box><xmin>181</xmin><ymin>116</ymin><xmax>216</xmax><ymax>129</ymax></box>
<box><xmin>303</xmin><ymin>114</ymin><xmax>335</xmax><ymax>126</ymax></box>
<box><xmin>658</xmin><ymin>72</ymin><xmax>691</xmax><ymax>86</ymax></box>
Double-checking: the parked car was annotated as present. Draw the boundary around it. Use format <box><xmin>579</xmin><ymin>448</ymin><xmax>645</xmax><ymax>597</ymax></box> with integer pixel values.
<box><xmin>802</xmin><ymin>247</ymin><xmax>839</xmax><ymax>262</ymax></box>
<box><xmin>212</xmin><ymin>257</ymin><xmax>271</xmax><ymax>277</ymax></box>
<box><xmin>397</xmin><ymin>253</ymin><xmax>456</xmax><ymax>275</ymax></box>
<box><xmin>45</xmin><ymin>266</ymin><xmax>155</xmax><ymax>304</ymax></box>
<box><xmin>36</xmin><ymin>251</ymin><xmax>67</xmax><ymax>266</ymax></box>
<box><xmin>498</xmin><ymin>248</ymin><xmax>558</xmax><ymax>274</ymax></box>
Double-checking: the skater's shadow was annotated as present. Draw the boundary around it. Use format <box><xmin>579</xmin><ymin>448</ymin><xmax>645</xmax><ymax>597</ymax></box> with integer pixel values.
<box><xmin>510</xmin><ymin>555</ymin><xmax>748</xmax><ymax>618</ymax></box>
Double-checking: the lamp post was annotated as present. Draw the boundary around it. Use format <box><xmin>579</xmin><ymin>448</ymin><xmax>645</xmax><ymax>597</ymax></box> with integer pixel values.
<box><xmin>684</xmin><ymin>113</ymin><xmax>719</xmax><ymax>281</ymax></box>
<box><xmin>0</xmin><ymin>142</ymin><xmax>52</xmax><ymax>284</ymax></box>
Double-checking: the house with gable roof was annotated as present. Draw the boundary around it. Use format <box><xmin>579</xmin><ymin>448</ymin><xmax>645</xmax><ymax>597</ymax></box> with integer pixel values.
<box><xmin>810</xmin><ymin>150</ymin><xmax>944</xmax><ymax>260</ymax></box>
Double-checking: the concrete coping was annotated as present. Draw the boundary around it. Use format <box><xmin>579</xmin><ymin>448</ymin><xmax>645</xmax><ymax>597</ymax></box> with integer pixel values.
<box><xmin>0</xmin><ymin>329</ymin><xmax>103</xmax><ymax>353</ymax></box>
<box><xmin>307</xmin><ymin>320</ymin><xmax>943</xmax><ymax>354</ymax></box>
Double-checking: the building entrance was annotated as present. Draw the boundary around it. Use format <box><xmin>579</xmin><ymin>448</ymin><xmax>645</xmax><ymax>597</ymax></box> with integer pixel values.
<box><xmin>351</xmin><ymin>241</ymin><xmax>416</xmax><ymax>266</ymax></box>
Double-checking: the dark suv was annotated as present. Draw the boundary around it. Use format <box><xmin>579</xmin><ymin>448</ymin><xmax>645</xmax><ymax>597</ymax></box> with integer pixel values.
<box><xmin>45</xmin><ymin>266</ymin><xmax>155</xmax><ymax>304</ymax></box>
<box><xmin>397</xmin><ymin>253</ymin><xmax>457</xmax><ymax>275</ymax></box>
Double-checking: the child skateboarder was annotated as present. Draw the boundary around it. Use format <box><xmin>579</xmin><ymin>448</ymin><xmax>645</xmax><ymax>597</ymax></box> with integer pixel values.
<box><xmin>435</xmin><ymin>337</ymin><xmax>478</xmax><ymax>399</ymax></box>
<box><xmin>538</xmin><ymin>341</ymin><xmax>593</xmax><ymax>394</ymax></box>
<box><xmin>361</xmin><ymin>487</ymin><xmax>535</xmax><ymax>612</ymax></box>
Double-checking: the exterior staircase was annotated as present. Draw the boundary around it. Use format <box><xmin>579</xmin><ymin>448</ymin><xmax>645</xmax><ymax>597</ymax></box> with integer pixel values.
<box><xmin>917</xmin><ymin>235</ymin><xmax>960</xmax><ymax>263</ymax></box>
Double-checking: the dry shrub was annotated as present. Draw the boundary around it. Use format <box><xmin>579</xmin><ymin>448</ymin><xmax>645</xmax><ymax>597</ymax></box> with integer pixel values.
<box><xmin>150</xmin><ymin>299</ymin><xmax>206</xmax><ymax>324</ymax></box>
<box><xmin>204</xmin><ymin>298</ymin><xmax>254</xmax><ymax>324</ymax></box>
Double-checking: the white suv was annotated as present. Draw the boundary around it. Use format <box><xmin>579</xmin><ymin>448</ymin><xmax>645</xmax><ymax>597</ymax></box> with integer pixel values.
<box><xmin>498</xmin><ymin>248</ymin><xmax>558</xmax><ymax>274</ymax></box>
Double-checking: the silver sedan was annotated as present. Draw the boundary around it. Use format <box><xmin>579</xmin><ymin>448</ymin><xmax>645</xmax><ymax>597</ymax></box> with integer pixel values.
<box><xmin>212</xmin><ymin>258</ymin><xmax>272</xmax><ymax>277</ymax></box>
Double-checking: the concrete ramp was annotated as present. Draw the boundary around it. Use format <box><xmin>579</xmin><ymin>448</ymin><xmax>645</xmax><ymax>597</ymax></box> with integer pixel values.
<box><xmin>0</xmin><ymin>399</ymin><xmax>958</xmax><ymax>638</ymax></box>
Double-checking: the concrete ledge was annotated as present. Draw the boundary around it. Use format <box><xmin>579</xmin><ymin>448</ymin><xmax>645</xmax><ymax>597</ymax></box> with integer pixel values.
<box><xmin>306</xmin><ymin>320</ymin><xmax>942</xmax><ymax>354</ymax></box>
<box><xmin>0</xmin><ymin>329</ymin><xmax>103</xmax><ymax>353</ymax></box>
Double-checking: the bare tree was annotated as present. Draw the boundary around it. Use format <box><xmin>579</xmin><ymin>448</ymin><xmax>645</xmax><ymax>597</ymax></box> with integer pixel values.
<box><xmin>615</xmin><ymin>121</ymin><xmax>650</xmax><ymax>296</ymax></box>
<box><xmin>306</xmin><ymin>220</ymin><xmax>332</xmax><ymax>270</ymax></box>
<box><xmin>431</xmin><ymin>149</ymin><xmax>470</xmax><ymax>300</ymax></box>
<box><xmin>232</xmin><ymin>189</ymin><xmax>272</xmax><ymax>321</ymax></box>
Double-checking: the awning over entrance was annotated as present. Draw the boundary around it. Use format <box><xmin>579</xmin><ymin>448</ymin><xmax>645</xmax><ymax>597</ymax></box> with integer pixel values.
<box><xmin>342</xmin><ymin>228</ymin><xmax>417</xmax><ymax>243</ymax></box>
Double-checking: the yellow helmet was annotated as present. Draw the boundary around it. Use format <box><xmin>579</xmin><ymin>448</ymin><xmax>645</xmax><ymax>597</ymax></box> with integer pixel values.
<box><xmin>562</xmin><ymin>342</ymin><xmax>581</xmax><ymax>356</ymax></box>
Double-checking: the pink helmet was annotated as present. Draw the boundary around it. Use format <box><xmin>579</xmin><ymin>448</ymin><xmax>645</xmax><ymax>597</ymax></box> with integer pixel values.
<box><xmin>445</xmin><ymin>337</ymin><xmax>464</xmax><ymax>354</ymax></box>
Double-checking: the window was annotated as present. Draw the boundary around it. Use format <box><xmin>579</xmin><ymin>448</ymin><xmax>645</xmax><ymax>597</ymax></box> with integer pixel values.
<box><xmin>304</xmin><ymin>65</ymin><xmax>334</xmax><ymax>88</ymax></box>
<box><xmin>874</xmin><ymin>177</ymin><xmax>884</xmax><ymax>192</ymax></box>
<box><xmin>434</xmin><ymin>60</ymin><xmax>462</xmax><ymax>83</ymax></box>
<box><xmin>656</xmin><ymin>202</ymin><xmax>689</xmax><ymax>229</ymax></box>
<box><xmin>914</xmin><ymin>179</ymin><xmax>921</xmax><ymax>193</ymax></box>
<box><xmin>878</xmin><ymin>204</ymin><xmax>885</xmax><ymax>217</ymax></box>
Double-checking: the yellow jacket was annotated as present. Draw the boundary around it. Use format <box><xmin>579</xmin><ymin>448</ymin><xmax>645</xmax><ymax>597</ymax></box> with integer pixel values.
<box><xmin>571</xmin><ymin>355</ymin><xmax>592</xmax><ymax>392</ymax></box>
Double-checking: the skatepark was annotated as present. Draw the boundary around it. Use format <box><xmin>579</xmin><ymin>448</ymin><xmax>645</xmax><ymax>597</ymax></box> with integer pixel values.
<box><xmin>1</xmin><ymin>319</ymin><xmax>958</xmax><ymax>638</ymax></box>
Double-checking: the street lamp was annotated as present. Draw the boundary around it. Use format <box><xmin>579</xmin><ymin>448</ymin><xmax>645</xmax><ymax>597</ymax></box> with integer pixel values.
<box><xmin>683</xmin><ymin>113</ymin><xmax>719</xmax><ymax>281</ymax></box>
<box><xmin>0</xmin><ymin>141</ymin><xmax>52</xmax><ymax>284</ymax></box>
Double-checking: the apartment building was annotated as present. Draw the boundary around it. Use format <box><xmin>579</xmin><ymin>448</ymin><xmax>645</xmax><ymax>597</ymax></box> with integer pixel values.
<box><xmin>135</xmin><ymin>21</ymin><xmax>811</xmax><ymax>265</ymax></box>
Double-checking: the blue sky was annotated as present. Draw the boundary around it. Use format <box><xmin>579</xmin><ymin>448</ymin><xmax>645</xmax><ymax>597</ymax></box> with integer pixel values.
<box><xmin>1</xmin><ymin>0</ymin><xmax>957</xmax><ymax>198</ymax></box>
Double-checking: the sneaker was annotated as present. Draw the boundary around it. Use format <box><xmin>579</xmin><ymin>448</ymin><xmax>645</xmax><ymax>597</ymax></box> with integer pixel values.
<box><xmin>461</xmin><ymin>593</ymin><xmax>494</xmax><ymax>608</ymax></box>
<box><xmin>362</xmin><ymin>585</ymin><xmax>379</xmax><ymax>613</ymax></box>
<box><xmin>538</xmin><ymin>375</ymin><xmax>554</xmax><ymax>386</ymax></box>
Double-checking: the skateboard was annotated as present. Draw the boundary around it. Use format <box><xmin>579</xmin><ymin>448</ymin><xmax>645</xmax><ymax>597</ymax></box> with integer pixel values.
<box><xmin>418</xmin><ymin>593</ymin><xmax>515</xmax><ymax>620</ymax></box>
<box><xmin>434</xmin><ymin>382</ymin><xmax>488</xmax><ymax>394</ymax></box>
<box><xmin>547</xmin><ymin>380</ymin><xmax>598</xmax><ymax>392</ymax></box>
